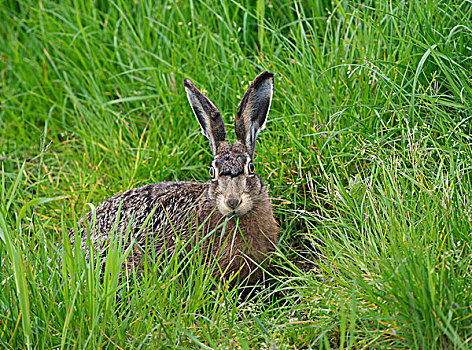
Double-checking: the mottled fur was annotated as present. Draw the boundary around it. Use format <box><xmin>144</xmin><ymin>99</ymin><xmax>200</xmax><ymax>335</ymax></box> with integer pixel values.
<box><xmin>70</xmin><ymin>71</ymin><xmax>278</xmax><ymax>284</ymax></box>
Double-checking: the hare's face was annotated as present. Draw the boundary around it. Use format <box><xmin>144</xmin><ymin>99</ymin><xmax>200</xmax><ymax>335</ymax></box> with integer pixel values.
<box><xmin>208</xmin><ymin>142</ymin><xmax>264</xmax><ymax>217</ymax></box>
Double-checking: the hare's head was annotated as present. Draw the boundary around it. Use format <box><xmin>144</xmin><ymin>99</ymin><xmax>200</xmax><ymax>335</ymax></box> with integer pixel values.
<box><xmin>184</xmin><ymin>71</ymin><xmax>274</xmax><ymax>217</ymax></box>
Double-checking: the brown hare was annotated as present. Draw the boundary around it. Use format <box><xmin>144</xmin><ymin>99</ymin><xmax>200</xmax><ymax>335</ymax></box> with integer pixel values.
<box><xmin>70</xmin><ymin>71</ymin><xmax>278</xmax><ymax>285</ymax></box>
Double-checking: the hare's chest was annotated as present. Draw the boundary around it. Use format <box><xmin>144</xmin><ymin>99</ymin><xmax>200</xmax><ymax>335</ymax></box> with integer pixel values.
<box><xmin>221</xmin><ymin>212</ymin><xmax>278</xmax><ymax>258</ymax></box>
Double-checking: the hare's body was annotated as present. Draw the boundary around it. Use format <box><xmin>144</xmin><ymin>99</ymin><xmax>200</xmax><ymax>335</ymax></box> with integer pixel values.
<box><xmin>70</xmin><ymin>71</ymin><xmax>278</xmax><ymax>283</ymax></box>
<box><xmin>71</xmin><ymin>180</ymin><xmax>277</xmax><ymax>281</ymax></box>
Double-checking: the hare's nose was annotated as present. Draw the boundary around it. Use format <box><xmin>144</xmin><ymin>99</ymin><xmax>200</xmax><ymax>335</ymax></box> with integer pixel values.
<box><xmin>226</xmin><ymin>197</ymin><xmax>241</xmax><ymax>210</ymax></box>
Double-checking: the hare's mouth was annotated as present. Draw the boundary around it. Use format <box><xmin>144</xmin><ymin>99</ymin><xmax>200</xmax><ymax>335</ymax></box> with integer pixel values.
<box><xmin>225</xmin><ymin>210</ymin><xmax>239</xmax><ymax>218</ymax></box>
<box><xmin>219</xmin><ymin>206</ymin><xmax>249</xmax><ymax>218</ymax></box>
<box><xmin>227</xmin><ymin>209</ymin><xmax>245</xmax><ymax>218</ymax></box>
<box><xmin>222</xmin><ymin>209</ymin><xmax>250</xmax><ymax>218</ymax></box>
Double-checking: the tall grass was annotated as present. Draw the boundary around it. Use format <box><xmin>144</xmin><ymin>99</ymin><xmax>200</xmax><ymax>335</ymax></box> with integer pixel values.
<box><xmin>1</xmin><ymin>0</ymin><xmax>471</xmax><ymax>348</ymax></box>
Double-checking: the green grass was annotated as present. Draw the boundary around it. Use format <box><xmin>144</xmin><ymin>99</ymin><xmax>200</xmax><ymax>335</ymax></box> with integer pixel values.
<box><xmin>1</xmin><ymin>0</ymin><xmax>472</xmax><ymax>348</ymax></box>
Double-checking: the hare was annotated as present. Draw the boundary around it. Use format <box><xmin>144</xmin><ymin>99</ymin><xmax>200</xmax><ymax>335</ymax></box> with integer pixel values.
<box><xmin>69</xmin><ymin>71</ymin><xmax>278</xmax><ymax>284</ymax></box>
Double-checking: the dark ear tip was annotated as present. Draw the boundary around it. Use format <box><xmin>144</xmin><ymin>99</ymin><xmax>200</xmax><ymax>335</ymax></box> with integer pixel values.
<box><xmin>258</xmin><ymin>71</ymin><xmax>274</xmax><ymax>80</ymax></box>
<box><xmin>252</xmin><ymin>71</ymin><xmax>274</xmax><ymax>88</ymax></box>
<box><xmin>183</xmin><ymin>79</ymin><xmax>193</xmax><ymax>89</ymax></box>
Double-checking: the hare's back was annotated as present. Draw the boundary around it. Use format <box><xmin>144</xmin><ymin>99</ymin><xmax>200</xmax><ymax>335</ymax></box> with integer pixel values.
<box><xmin>70</xmin><ymin>181</ymin><xmax>208</xmax><ymax>246</ymax></box>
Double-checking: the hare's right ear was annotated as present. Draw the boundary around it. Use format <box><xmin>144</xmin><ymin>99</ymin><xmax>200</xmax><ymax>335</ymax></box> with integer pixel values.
<box><xmin>184</xmin><ymin>79</ymin><xmax>226</xmax><ymax>155</ymax></box>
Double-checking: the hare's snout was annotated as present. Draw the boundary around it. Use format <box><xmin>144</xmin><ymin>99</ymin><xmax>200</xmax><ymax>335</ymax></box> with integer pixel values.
<box><xmin>226</xmin><ymin>197</ymin><xmax>241</xmax><ymax>210</ymax></box>
<box><xmin>218</xmin><ymin>192</ymin><xmax>253</xmax><ymax>217</ymax></box>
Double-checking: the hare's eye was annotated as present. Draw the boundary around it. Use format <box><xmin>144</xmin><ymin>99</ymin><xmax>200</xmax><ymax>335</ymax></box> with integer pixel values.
<box><xmin>248</xmin><ymin>162</ymin><xmax>255</xmax><ymax>174</ymax></box>
<box><xmin>209</xmin><ymin>167</ymin><xmax>216</xmax><ymax>178</ymax></box>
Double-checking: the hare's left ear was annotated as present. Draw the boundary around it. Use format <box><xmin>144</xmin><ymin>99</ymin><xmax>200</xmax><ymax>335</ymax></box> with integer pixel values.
<box><xmin>235</xmin><ymin>71</ymin><xmax>274</xmax><ymax>157</ymax></box>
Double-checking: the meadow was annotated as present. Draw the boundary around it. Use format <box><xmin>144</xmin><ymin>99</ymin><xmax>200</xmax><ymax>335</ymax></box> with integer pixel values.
<box><xmin>1</xmin><ymin>0</ymin><xmax>472</xmax><ymax>348</ymax></box>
